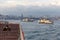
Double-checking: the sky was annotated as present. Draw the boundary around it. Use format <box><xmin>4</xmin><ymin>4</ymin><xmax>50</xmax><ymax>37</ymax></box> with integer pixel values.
<box><xmin>0</xmin><ymin>0</ymin><xmax>60</xmax><ymax>16</ymax></box>
<box><xmin>0</xmin><ymin>0</ymin><xmax>60</xmax><ymax>7</ymax></box>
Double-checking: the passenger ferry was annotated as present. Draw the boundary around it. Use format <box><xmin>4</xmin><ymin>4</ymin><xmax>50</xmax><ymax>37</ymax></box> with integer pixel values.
<box><xmin>38</xmin><ymin>19</ymin><xmax>53</xmax><ymax>24</ymax></box>
<box><xmin>0</xmin><ymin>21</ymin><xmax>25</xmax><ymax>40</ymax></box>
<box><xmin>22</xmin><ymin>18</ymin><xmax>34</xmax><ymax>22</ymax></box>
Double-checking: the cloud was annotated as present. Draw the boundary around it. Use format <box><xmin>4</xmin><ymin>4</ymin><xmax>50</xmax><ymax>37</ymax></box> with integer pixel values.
<box><xmin>0</xmin><ymin>0</ymin><xmax>60</xmax><ymax>7</ymax></box>
<box><xmin>0</xmin><ymin>5</ymin><xmax>59</xmax><ymax>16</ymax></box>
<box><xmin>0</xmin><ymin>0</ymin><xmax>60</xmax><ymax>16</ymax></box>
<box><xmin>22</xmin><ymin>0</ymin><xmax>60</xmax><ymax>6</ymax></box>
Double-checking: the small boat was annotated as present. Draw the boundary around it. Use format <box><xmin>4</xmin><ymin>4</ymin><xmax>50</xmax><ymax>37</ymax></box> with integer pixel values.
<box><xmin>38</xmin><ymin>19</ymin><xmax>53</xmax><ymax>24</ymax></box>
<box><xmin>0</xmin><ymin>21</ymin><xmax>25</xmax><ymax>40</ymax></box>
<box><xmin>22</xmin><ymin>18</ymin><xmax>34</xmax><ymax>22</ymax></box>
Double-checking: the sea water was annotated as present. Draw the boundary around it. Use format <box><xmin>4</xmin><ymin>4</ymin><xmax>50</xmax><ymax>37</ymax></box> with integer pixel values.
<box><xmin>21</xmin><ymin>20</ymin><xmax>60</xmax><ymax>40</ymax></box>
<box><xmin>3</xmin><ymin>20</ymin><xmax>60</xmax><ymax>40</ymax></box>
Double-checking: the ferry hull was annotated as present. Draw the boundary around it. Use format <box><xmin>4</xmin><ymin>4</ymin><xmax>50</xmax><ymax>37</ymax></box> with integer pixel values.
<box><xmin>39</xmin><ymin>22</ymin><xmax>53</xmax><ymax>24</ymax></box>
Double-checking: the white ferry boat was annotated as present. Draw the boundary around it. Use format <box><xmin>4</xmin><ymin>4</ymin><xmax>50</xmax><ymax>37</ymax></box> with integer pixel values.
<box><xmin>22</xmin><ymin>18</ymin><xmax>34</xmax><ymax>22</ymax></box>
<box><xmin>38</xmin><ymin>19</ymin><xmax>53</xmax><ymax>24</ymax></box>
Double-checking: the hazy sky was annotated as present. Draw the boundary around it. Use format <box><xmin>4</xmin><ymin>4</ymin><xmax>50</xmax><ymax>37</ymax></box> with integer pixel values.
<box><xmin>0</xmin><ymin>0</ymin><xmax>60</xmax><ymax>7</ymax></box>
<box><xmin>0</xmin><ymin>0</ymin><xmax>60</xmax><ymax>16</ymax></box>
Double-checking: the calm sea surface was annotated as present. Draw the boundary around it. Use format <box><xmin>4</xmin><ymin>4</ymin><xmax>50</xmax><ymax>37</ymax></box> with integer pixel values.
<box><xmin>3</xmin><ymin>20</ymin><xmax>60</xmax><ymax>40</ymax></box>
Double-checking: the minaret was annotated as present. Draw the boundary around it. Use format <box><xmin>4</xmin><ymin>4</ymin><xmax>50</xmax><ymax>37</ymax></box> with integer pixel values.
<box><xmin>21</xmin><ymin>14</ymin><xmax>23</xmax><ymax>20</ymax></box>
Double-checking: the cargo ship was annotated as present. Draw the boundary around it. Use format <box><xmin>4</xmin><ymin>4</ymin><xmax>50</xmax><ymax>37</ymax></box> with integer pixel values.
<box><xmin>38</xmin><ymin>19</ymin><xmax>53</xmax><ymax>24</ymax></box>
<box><xmin>0</xmin><ymin>21</ymin><xmax>25</xmax><ymax>40</ymax></box>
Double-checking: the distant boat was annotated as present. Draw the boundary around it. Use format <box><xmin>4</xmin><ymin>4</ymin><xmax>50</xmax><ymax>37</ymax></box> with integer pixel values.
<box><xmin>22</xmin><ymin>18</ymin><xmax>34</xmax><ymax>22</ymax></box>
<box><xmin>0</xmin><ymin>21</ymin><xmax>25</xmax><ymax>40</ymax></box>
<box><xmin>38</xmin><ymin>18</ymin><xmax>53</xmax><ymax>24</ymax></box>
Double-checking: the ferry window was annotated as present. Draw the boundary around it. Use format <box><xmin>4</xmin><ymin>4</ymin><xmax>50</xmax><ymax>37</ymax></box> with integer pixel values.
<box><xmin>3</xmin><ymin>25</ymin><xmax>11</xmax><ymax>31</ymax></box>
